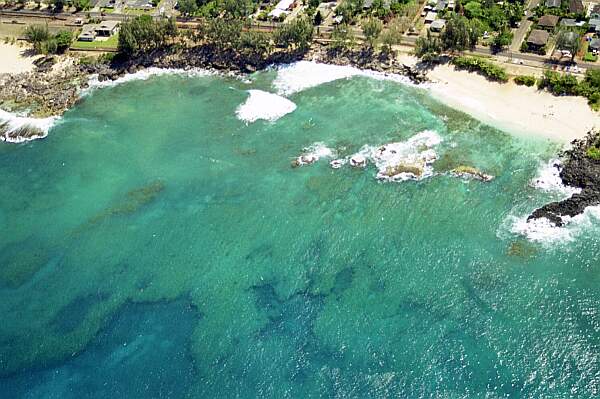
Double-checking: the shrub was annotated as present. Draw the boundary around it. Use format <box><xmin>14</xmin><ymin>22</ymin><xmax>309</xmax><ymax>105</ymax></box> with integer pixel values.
<box><xmin>452</xmin><ymin>56</ymin><xmax>508</xmax><ymax>82</ymax></box>
<box><xmin>586</xmin><ymin>145</ymin><xmax>600</xmax><ymax>160</ymax></box>
<box><xmin>584</xmin><ymin>52</ymin><xmax>598</xmax><ymax>62</ymax></box>
<box><xmin>514</xmin><ymin>75</ymin><xmax>536</xmax><ymax>86</ymax></box>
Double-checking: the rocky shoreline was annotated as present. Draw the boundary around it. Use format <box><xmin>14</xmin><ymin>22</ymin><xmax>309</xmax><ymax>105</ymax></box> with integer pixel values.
<box><xmin>0</xmin><ymin>43</ymin><xmax>429</xmax><ymax>142</ymax></box>
<box><xmin>528</xmin><ymin>131</ymin><xmax>600</xmax><ymax>226</ymax></box>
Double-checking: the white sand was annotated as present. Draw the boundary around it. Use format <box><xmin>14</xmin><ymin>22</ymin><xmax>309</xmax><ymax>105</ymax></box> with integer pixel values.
<box><xmin>0</xmin><ymin>43</ymin><xmax>40</xmax><ymax>74</ymax></box>
<box><xmin>426</xmin><ymin>64</ymin><xmax>600</xmax><ymax>142</ymax></box>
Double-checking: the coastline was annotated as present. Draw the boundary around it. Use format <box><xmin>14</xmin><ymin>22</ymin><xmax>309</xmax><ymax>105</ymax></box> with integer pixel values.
<box><xmin>426</xmin><ymin>63</ymin><xmax>600</xmax><ymax>143</ymax></box>
<box><xmin>0</xmin><ymin>43</ymin><xmax>40</xmax><ymax>75</ymax></box>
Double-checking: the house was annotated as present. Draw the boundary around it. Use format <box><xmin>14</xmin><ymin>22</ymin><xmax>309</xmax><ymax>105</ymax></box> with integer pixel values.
<box><xmin>363</xmin><ymin>0</ymin><xmax>374</xmax><ymax>8</ymax></box>
<box><xmin>556</xmin><ymin>31</ymin><xmax>579</xmax><ymax>55</ymax></box>
<box><xmin>561</xmin><ymin>18</ymin><xmax>577</xmax><ymax>28</ymax></box>
<box><xmin>77</xmin><ymin>26</ymin><xmax>96</xmax><ymax>42</ymax></box>
<box><xmin>568</xmin><ymin>0</ymin><xmax>584</xmax><ymax>14</ymax></box>
<box><xmin>591</xmin><ymin>4</ymin><xmax>600</xmax><ymax>19</ymax></box>
<box><xmin>590</xmin><ymin>38</ymin><xmax>600</xmax><ymax>52</ymax></box>
<box><xmin>589</xmin><ymin>18</ymin><xmax>600</xmax><ymax>33</ymax></box>
<box><xmin>430</xmin><ymin>19</ymin><xmax>446</xmax><ymax>32</ymax></box>
<box><xmin>435</xmin><ymin>0</ymin><xmax>446</xmax><ymax>11</ymax></box>
<box><xmin>538</xmin><ymin>15</ymin><xmax>559</xmax><ymax>30</ymax></box>
<box><xmin>526</xmin><ymin>29</ymin><xmax>550</xmax><ymax>49</ymax></box>
<box><xmin>269</xmin><ymin>0</ymin><xmax>294</xmax><ymax>18</ymax></box>
<box><xmin>95</xmin><ymin>21</ymin><xmax>119</xmax><ymax>37</ymax></box>
<box><xmin>545</xmin><ymin>0</ymin><xmax>560</xmax><ymax>7</ymax></box>
<box><xmin>424</xmin><ymin>11</ymin><xmax>437</xmax><ymax>23</ymax></box>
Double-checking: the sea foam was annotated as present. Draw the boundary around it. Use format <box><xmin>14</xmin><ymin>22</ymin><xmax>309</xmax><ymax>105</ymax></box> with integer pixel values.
<box><xmin>294</xmin><ymin>142</ymin><xmax>336</xmax><ymax>166</ymax></box>
<box><xmin>85</xmin><ymin>67</ymin><xmax>217</xmax><ymax>91</ymax></box>
<box><xmin>0</xmin><ymin>109</ymin><xmax>58</xmax><ymax>143</ymax></box>
<box><xmin>272</xmin><ymin>61</ymin><xmax>417</xmax><ymax>96</ymax></box>
<box><xmin>531</xmin><ymin>159</ymin><xmax>581</xmax><ymax>197</ymax></box>
<box><xmin>236</xmin><ymin>90</ymin><xmax>297</xmax><ymax>123</ymax></box>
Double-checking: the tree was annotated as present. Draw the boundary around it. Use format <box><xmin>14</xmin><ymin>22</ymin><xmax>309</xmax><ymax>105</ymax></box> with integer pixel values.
<box><xmin>380</xmin><ymin>23</ymin><xmax>402</xmax><ymax>56</ymax></box>
<box><xmin>414</xmin><ymin>30</ymin><xmax>441</xmax><ymax>62</ymax></box>
<box><xmin>362</xmin><ymin>17</ymin><xmax>383</xmax><ymax>48</ymax></box>
<box><xmin>440</xmin><ymin>15</ymin><xmax>480</xmax><ymax>52</ymax></box>
<box><xmin>54</xmin><ymin>30</ymin><xmax>73</xmax><ymax>53</ymax></box>
<box><xmin>330</xmin><ymin>23</ymin><xmax>355</xmax><ymax>52</ymax></box>
<box><xmin>491</xmin><ymin>29</ymin><xmax>512</xmax><ymax>53</ymax></box>
<box><xmin>556</xmin><ymin>30</ymin><xmax>581</xmax><ymax>61</ymax></box>
<box><xmin>222</xmin><ymin>0</ymin><xmax>254</xmax><ymax>18</ymax></box>
<box><xmin>24</xmin><ymin>24</ymin><xmax>49</xmax><ymax>53</ymax></box>
<box><xmin>275</xmin><ymin>17</ymin><xmax>314</xmax><ymax>52</ymax></box>
<box><xmin>313</xmin><ymin>10</ymin><xmax>323</xmax><ymax>26</ymax></box>
<box><xmin>237</xmin><ymin>31</ymin><xmax>272</xmax><ymax>58</ymax></box>
<box><xmin>178</xmin><ymin>0</ymin><xmax>198</xmax><ymax>16</ymax></box>
<box><xmin>204</xmin><ymin>17</ymin><xmax>244</xmax><ymax>50</ymax></box>
<box><xmin>73</xmin><ymin>0</ymin><xmax>91</xmax><ymax>11</ymax></box>
<box><xmin>118</xmin><ymin>16</ymin><xmax>178</xmax><ymax>57</ymax></box>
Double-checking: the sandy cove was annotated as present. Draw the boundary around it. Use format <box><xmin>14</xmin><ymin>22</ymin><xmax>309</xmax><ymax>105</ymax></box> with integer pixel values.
<box><xmin>0</xmin><ymin>43</ymin><xmax>41</xmax><ymax>74</ymax></box>
<box><xmin>423</xmin><ymin>63</ymin><xmax>600</xmax><ymax>143</ymax></box>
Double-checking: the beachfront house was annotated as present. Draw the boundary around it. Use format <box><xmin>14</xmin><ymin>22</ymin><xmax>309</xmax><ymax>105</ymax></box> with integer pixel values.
<box><xmin>545</xmin><ymin>0</ymin><xmax>560</xmax><ymax>7</ymax></box>
<box><xmin>590</xmin><ymin>38</ymin><xmax>600</xmax><ymax>53</ymax></box>
<box><xmin>538</xmin><ymin>15</ymin><xmax>559</xmax><ymax>30</ymax></box>
<box><xmin>561</xmin><ymin>18</ymin><xmax>578</xmax><ymax>28</ymax></box>
<box><xmin>526</xmin><ymin>29</ymin><xmax>550</xmax><ymax>51</ymax></box>
<box><xmin>568</xmin><ymin>0</ymin><xmax>585</xmax><ymax>14</ymax></box>
<box><xmin>269</xmin><ymin>0</ymin><xmax>294</xmax><ymax>19</ymax></box>
<box><xmin>430</xmin><ymin>19</ymin><xmax>446</xmax><ymax>32</ymax></box>
<box><xmin>424</xmin><ymin>11</ymin><xmax>437</xmax><ymax>23</ymax></box>
<box><xmin>96</xmin><ymin>21</ymin><xmax>120</xmax><ymax>37</ymax></box>
<box><xmin>589</xmin><ymin>18</ymin><xmax>600</xmax><ymax>33</ymax></box>
<box><xmin>77</xmin><ymin>25</ymin><xmax>96</xmax><ymax>42</ymax></box>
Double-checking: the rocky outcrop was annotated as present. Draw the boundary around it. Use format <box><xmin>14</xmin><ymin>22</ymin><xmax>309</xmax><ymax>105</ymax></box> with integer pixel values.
<box><xmin>528</xmin><ymin>131</ymin><xmax>600</xmax><ymax>226</ymax></box>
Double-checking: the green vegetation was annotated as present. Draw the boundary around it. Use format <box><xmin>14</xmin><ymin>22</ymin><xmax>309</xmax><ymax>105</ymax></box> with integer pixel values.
<box><xmin>450</xmin><ymin>0</ymin><xmax>524</xmax><ymax>31</ymax></box>
<box><xmin>584</xmin><ymin>52</ymin><xmax>598</xmax><ymax>62</ymax></box>
<box><xmin>414</xmin><ymin>31</ymin><xmax>441</xmax><ymax>61</ymax></box>
<box><xmin>330</xmin><ymin>23</ymin><xmax>356</xmax><ymax>52</ymax></box>
<box><xmin>71</xmin><ymin>34</ymin><xmax>119</xmax><ymax>50</ymax></box>
<box><xmin>452</xmin><ymin>56</ymin><xmax>508</xmax><ymax>82</ymax></box>
<box><xmin>440</xmin><ymin>14</ymin><xmax>481</xmax><ymax>52</ymax></box>
<box><xmin>587</xmin><ymin>145</ymin><xmax>600</xmax><ymax>160</ymax></box>
<box><xmin>362</xmin><ymin>17</ymin><xmax>383</xmax><ymax>48</ymax></box>
<box><xmin>538</xmin><ymin>69</ymin><xmax>600</xmax><ymax>110</ymax></box>
<box><xmin>118</xmin><ymin>16</ymin><xmax>177</xmax><ymax>56</ymax></box>
<box><xmin>514</xmin><ymin>75</ymin><xmax>536</xmax><ymax>86</ymax></box>
<box><xmin>24</xmin><ymin>25</ymin><xmax>73</xmax><ymax>54</ymax></box>
<box><xmin>274</xmin><ymin>17</ymin><xmax>314</xmax><ymax>52</ymax></box>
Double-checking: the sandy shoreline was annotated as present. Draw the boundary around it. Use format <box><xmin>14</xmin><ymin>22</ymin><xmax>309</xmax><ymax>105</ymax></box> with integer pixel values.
<box><xmin>0</xmin><ymin>44</ymin><xmax>598</xmax><ymax>144</ymax></box>
<box><xmin>0</xmin><ymin>43</ymin><xmax>40</xmax><ymax>74</ymax></box>
<box><xmin>425</xmin><ymin>64</ymin><xmax>600</xmax><ymax>143</ymax></box>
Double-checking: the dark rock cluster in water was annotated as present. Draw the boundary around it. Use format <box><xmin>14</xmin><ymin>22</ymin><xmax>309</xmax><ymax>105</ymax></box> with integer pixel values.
<box><xmin>528</xmin><ymin>131</ymin><xmax>600</xmax><ymax>226</ymax></box>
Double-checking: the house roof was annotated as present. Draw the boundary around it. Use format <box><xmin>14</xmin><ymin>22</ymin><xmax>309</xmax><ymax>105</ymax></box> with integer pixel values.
<box><xmin>561</xmin><ymin>18</ymin><xmax>577</xmax><ymax>27</ymax></box>
<box><xmin>98</xmin><ymin>20</ymin><xmax>119</xmax><ymax>30</ymax></box>
<box><xmin>590</xmin><ymin>38</ymin><xmax>600</xmax><ymax>49</ymax></box>
<box><xmin>424</xmin><ymin>11</ymin><xmax>437</xmax><ymax>22</ymax></box>
<box><xmin>545</xmin><ymin>0</ymin><xmax>560</xmax><ymax>7</ymax></box>
<box><xmin>527</xmin><ymin>29</ymin><xmax>550</xmax><ymax>46</ymax></box>
<box><xmin>430</xmin><ymin>19</ymin><xmax>446</xmax><ymax>30</ymax></box>
<box><xmin>538</xmin><ymin>15</ymin><xmax>559</xmax><ymax>27</ymax></box>
<box><xmin>568</xmin><ymin>0</ymin><xmax>584</xmax><ymax>14</ymax></box>
<box><xmin>592</xmin><ymin>4</ymin><xmax>600</xmax><ymax>14</ymax></box>
<box><xmin>589</xmin><ymin>18</ymin><xmax>600</xmax><ymax>27</ymax></box>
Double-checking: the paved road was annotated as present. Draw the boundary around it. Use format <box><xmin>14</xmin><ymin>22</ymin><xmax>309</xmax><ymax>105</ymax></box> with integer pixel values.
<box><xmin>510</xmin><ymin>0</ymin><xmax>541</xmax><ymax>52</ymax></box>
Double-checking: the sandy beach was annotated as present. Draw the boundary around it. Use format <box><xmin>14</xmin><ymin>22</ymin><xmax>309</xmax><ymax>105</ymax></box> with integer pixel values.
<box><xmin>425</xmin><ymin>64</ymin><xmax>600</xmax><ymax>143</ymax></box>
<box><xmin>0</xmin><ymin>42</ymin><xmax>39</xmax><ymax>74</ymax></box>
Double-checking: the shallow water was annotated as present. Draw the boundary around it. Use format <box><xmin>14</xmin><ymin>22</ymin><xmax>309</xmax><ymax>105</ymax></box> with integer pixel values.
<box><xmin>0</xmin><ymin>65</ymin><xmax>598</xmax><ymax>398</ymax></box>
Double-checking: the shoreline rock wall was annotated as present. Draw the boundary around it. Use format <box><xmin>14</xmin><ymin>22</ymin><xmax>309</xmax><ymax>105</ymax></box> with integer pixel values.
<box><xmin>528</xmin><ymin>131</ymin><xmax>600</xmax><ymax>226</ymax></box>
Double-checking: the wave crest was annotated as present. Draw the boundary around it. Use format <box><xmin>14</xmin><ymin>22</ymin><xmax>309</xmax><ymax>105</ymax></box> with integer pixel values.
<box><xmin>236</xmin><ymin>90</ymin><xmax>297</xmax><ymax>123</ymax></box>
<box><xmin>0</xmin><ymin>109</ymin><xmax>58</xmax><ymax>143</ymax></box>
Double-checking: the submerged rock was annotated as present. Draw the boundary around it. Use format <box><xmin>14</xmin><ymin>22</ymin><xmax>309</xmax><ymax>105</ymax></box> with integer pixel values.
<box><xmin>349</xmin><ymin>154</ymin><xmax>367</xmax><ymax>168</ymax></box>
<box><xmin>450</xmin><ymin>166</ymin><xmax>494</xmax><ymax>182</ymax></box>
<box><xmin>528</xmin><ymin>131</ymin><xmax>600</xmax><ymax>226</ymax></box>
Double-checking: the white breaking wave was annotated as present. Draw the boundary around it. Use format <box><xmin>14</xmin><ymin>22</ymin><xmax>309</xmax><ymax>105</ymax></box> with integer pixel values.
<box><xmin>531</xmin><ymin>158</ymin><xmax>581</xmax><ymax>197</ymax></box>
<box><xmin>295</xmin><ymin>142</ymin><xmax>335</xmax><ymax>166</ymax></box>
<box><xmin>272</xmin><ymin>61</ymin><xmax>417</xmax><ymax>96</ymax></box>
<box><xmin>509</xmin><ymin>206</ymin><xmax>600</xmax><ymax>245</ymax></box>
<box><xmin>85</xmin><ymin>67</ymin><xmax>217</xmax><ymax>91</ymax></box>
<box><xmin>0</xmin><ymin>109</ymin><xmax>58</xmax><ymax>143</ymax></box>
<box><xmin>352</xmin><ymin>130</ymin><xmax>442</xmax><ymax>182</ymax></box>
<box><xmin>236</xmin><ymin>90</ymin><xmax>297</xmax><ymax>123</ymax></box>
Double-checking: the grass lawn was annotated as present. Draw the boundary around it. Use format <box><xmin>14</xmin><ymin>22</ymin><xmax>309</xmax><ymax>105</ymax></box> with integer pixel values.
<box><xmin>70</xmin><ymin>34</ymin><xmax>119</xmax><ymax>50</ymax></box>
<box><xmin>124</xmin><ymin>8</ymin><xmax>153</xmax><ymax>15</ymax></box>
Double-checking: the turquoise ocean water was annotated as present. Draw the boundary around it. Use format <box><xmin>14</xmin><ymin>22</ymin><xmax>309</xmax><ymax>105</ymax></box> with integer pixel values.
<box><xmin>0</xmin><ymin>64</ymin><xmax>598</xmax><ymax>398</ymax></box>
